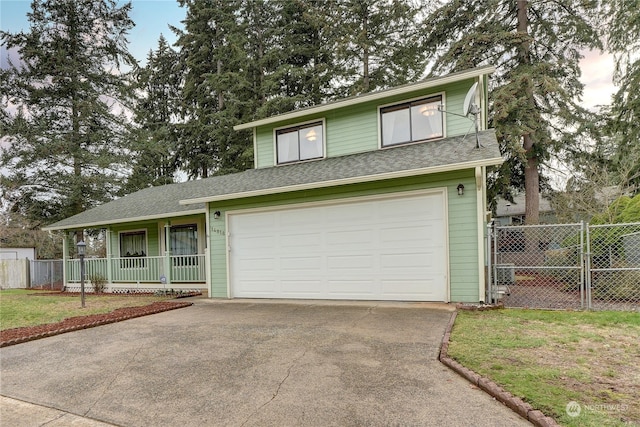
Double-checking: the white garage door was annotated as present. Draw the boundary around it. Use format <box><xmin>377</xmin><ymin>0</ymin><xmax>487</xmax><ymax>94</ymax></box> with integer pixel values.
<box><xmin>228</xmin><ymin>190</ymin><xmax>448</xmax><ymax>301</ymax></box>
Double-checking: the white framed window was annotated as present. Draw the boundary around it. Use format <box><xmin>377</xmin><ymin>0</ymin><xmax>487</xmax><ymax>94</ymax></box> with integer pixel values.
<box><xmin>380</xmin><ymin>95</ymin><xmax>444</xmax><ymax>147</ymax></box>
<box><xmin>275</xmin><ymin>120</ymin><xmax>324</xmax><ymax>164</ymax></box>
<box><xmin>169</xmin><ymin>224</ymin><xmax>198</xmax><ymax>267</ymax></box>
<box><xmin>119</xmin><ymin>230</ymin><xmax>147</xmax><ymax>258</ymax></box>
<box><xmin>169</xmin><ymin>224</ymin><xmax>198</xmax><ymax>255</ymax></box>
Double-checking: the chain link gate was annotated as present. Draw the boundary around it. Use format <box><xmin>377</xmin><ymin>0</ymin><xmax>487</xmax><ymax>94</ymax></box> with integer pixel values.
<box><xmin>587</xmin><ymin>222</ymin><xmax>640</xmax><ymax>311</ymax></box>
<box><xmin>489</xmin><ymin>222</ymin><xmax>640</xmax><ymax>311</ymax></box>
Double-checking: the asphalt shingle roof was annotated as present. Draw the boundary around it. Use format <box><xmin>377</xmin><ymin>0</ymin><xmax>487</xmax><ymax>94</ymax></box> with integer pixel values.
<box><xmin>45</xmin><ymin>129</ymin><xmax>501</xmax><ymax>231</ymax></box>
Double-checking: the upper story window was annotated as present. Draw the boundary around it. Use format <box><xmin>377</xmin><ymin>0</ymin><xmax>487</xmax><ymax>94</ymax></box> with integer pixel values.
<box><xmin>380</xmin><ymin>95</ymin><xmax>443</xmax><ymax>147</ymax></box>
<box><xmin>276</xmin><ymin>121</ymin><xmax>324</xmax><ymax>164</ymax></box>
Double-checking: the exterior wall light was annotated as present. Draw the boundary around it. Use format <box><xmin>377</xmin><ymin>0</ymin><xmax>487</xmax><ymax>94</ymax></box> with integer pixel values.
<box><xmin>213</xmin><ymin>211</ymin><xmax>221</xmax><ymax>219</ymax></box>
<box><xmin>457</xmin><ymin>184</ymin><xmax>465</xmax><ymax>196</ymax></box>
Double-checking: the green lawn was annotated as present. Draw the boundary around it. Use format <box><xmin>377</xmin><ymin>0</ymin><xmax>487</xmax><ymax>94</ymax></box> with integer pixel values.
<box><xmin>0</xmin><ymin>289</ymin><xmax>172</xmax><ymax>330</ymax></box>
<box><xmin>448</xmin><ymin>309</ymin><xmax>640</xmax><ymax>426</ymax></box>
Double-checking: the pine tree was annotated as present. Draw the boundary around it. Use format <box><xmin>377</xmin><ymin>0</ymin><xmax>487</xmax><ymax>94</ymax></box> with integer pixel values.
<box><xmin>255</xmin><ymin>0</ymin><xmax>336</xmax><ymax>116</ymax></box>
<box><xmin>331</xmin><ymin>0</ymin><xmax>425</xmax><ymax>96</ymax></box>
<box><xmin>173</xmin><ymin>0</ymin><xmax>253</xmax><ymax>178</ymax></box>
<box><xmin>0</xmin><ymin>0</ymin><xmax>136</xmax><ymax>226</ymax></box>
<box><xmin>605</xmin><ymin>0</ymin><xmax>640</xmax><ymax>193</ymax></box>
<box><xmin>423</xmin><ymin>0</ymin><xmax>602</xmax><ymax>223</ymax></box>
<box><xmin>122</xmin><ymin>35</ymin><xmax>182</xmax><ymax>194</ymax></box>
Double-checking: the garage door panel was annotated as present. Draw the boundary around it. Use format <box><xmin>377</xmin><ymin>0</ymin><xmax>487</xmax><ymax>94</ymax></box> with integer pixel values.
<box><xmin>328</xmin><ymin>280</ymin><xmax>376</xmax><ymax>295</ymax></box>
<box><xmin>381</xmin><ymin>279</ymin><xmax>442</xmax><ymax>299</ymax></box>
<box><xmin>327</xmin><ymin>254</ymin><xmax>374</xmax><ymax>268</ymax></box>
<box><xmin>229</xmin><ymin>191</ymin><xmax>448</xmax><ymax>301</ymax></box>
<box><xmin>280</xmin><ymin>232</ymin><xmax>322</xmax><ymax>249</ymax></box>
<box><xmin>237</xmin><ymin>279</ymin><xmax>278</xmax><ymax>295</ymax></box>
<box><xmin>281</xmin><ymin>280</ymin><xmax>323</xmax><ymax>295</ymax></box>
<box><xmin>325</xmin><ymin>203</ymin><xmax>373</xmax><ymax>225</ymax></box>
<box><xmin>236</xmin><ymin>256</ymin><xmax>276</xmax><ymax>272</ymax></box>
<box><xmin>326</xmin><ymin>229</ymin><xmax>374</xmax><ymax>247</ymax></box>
<box><xmin>280</xmin><ymin>256</ymin><xmax>323</xmax><ymax>273</ymax></box>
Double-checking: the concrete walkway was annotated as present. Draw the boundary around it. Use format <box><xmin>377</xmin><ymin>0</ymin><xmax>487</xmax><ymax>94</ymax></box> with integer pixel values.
<box><xmin>0</xmin><ymin>299</ymin><xmax>530</xmax><ymax>426</ymax></box>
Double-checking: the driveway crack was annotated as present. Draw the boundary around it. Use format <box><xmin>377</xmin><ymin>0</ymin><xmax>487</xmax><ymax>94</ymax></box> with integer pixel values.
<box><xmin>240</xmin><ymin>349</ymin><xmax>307</xmax><ymax>426</ymax></box>
<box><xmin>82</xmin><ymin>344</ymin><xmax>145</xmax><ymax>417</ymax></box>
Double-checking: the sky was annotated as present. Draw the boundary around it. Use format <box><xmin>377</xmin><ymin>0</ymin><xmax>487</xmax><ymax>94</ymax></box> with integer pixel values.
<box><xmin>0</xmin><ymin>0</ymin><xmax>619</xmax><ymax>110</ymax></box>
<box><xmin>1</xmin><ymin>0</ymin><xmax>187</xmax><ymax>69</ymax></box>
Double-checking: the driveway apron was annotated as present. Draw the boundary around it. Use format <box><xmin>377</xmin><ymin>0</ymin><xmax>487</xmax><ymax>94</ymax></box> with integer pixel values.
<box><xmin>0</xmin><ymin>300</ymin><xmax>530</xmax><ymax>426</ymax></box>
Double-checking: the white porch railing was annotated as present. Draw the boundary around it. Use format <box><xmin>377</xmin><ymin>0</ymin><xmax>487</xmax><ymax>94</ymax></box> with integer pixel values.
<box><xmin>66</xmin><ymin>255</ymin><xmax>206</xmax><ymax>284</ymax></box>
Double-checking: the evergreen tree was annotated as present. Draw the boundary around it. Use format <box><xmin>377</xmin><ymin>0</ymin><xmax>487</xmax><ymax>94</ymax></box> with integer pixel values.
<box><xmin>0</xmin><ymin>0</ymin><xmax>136</xmax><ymax>226</ymax></box>
<box><xmin>122</xmin><ymin>35</ymin><xmax>182</xmax><ymax>194</ymax></box>
<box><xmin>332</xmin><ymin>0</ymin><xmax>425</xmax><ymax>96</ymax></box>
<box><xmin>173</xmin><ymin>0</ymin><xmax>252</xmax><ymax>178</ymax></box>
<box><xmin>256</xmin><ymin>0</ymin><xmax>336</xmax><ymax>116</ymax></box>
<box><xmin>423</xmin><ymin>0</ymin><xmax>602</xmax><ymax>223</ymax></box>
<box><xmin>605</xmin><ymin>0</ymin><xmax>640</xmax><ymax>193</ymax></box>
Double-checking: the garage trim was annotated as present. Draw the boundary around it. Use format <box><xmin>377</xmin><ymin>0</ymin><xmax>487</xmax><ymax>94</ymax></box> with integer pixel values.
<box><xmin>224</xmin><ymin>188</ymin><xmax>450</xmax><ymax>301</ymax></box>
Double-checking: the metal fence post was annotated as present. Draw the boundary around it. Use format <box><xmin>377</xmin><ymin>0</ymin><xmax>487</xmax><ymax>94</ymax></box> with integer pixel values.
<box><xmin>486</xmin><ymin>222</ymin><xmax>493</xmax><ymax>303</ymax></box>
<box><xmin>584</xmin><ymin>222</ymin><xmax>592</xmax><ymax>310</ymax></box>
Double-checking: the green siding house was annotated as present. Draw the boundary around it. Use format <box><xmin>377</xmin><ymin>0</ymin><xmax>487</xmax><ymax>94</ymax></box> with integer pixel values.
<box><xmin>44</xmin><ymin>66</ymin><xmax>502</xmax><ymax>303</ymax></box>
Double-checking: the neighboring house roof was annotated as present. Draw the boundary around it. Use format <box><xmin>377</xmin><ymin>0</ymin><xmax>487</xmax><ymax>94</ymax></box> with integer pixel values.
<box><xmin>234</xmin><ymin>65</ymin><xmax>495</xmax><ymax>131</ymax></box>
<box><xmin>495</xmin><ymin>193</ymin><xmax>553</xmax><ymax>217</ymax></box>
<box><xmin>44</xmin><ymin>129</ymin><xmax>501</xmax><ymax>231</ymax></box>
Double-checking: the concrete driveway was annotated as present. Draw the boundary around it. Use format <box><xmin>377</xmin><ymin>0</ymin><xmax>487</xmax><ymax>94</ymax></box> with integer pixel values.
<box><xmin>0</xmin><ymin>300</ymin><xmax>530</xmax><ymax>426</ymax></box>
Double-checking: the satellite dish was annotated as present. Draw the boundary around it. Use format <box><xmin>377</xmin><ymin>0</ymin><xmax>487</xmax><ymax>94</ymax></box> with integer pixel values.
<box><xmin>462</xmin><ymin>82</ymin><xmax>479</xmax><ymax>117</ymax></box>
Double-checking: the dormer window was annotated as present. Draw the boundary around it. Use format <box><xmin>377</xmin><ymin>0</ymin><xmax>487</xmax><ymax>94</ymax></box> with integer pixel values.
<box><xmin>380</xmin><ymin>95</ymin><xmax>443</xmax><ymax>147</ymax></box>
<box><xmin>276</xmin><ymin>121</ymin><xmax>324</xmax><ymax>164</ymax></box>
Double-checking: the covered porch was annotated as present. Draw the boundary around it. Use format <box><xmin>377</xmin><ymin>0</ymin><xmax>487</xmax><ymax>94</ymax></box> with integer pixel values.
<box><xmin>65</xmin><ymin>254</ymin><xmax>207</xmax><ymax>292</ymax></box>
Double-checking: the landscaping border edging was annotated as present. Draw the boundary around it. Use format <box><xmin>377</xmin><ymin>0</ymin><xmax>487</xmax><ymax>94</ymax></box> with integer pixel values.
<box><xmin>0</xmin><ymin>301</ymin><xmax>193</xmax><ymax>348</ymax></box>
<box><xmin>439</xmin><ymin>311</ymin><xmax>560</xmax><ymax>427</ymax></box>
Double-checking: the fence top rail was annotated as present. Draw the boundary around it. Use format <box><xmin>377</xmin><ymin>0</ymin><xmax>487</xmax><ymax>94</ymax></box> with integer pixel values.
<box><xmin>589</xmin><ymin>221</ymin><xmax>640</xmax><ymax>229</ymax></box>
<box><xmin>494</xmin><ymin>223</ymin><xmax>583</xmax><ymax>230</ymax></box>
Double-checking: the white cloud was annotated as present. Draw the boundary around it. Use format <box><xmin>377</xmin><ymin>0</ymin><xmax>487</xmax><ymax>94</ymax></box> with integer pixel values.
<box><xmin>579</xmin><ymin>50</ymin><xmax>617</xmax><ymax>110</ymax></box>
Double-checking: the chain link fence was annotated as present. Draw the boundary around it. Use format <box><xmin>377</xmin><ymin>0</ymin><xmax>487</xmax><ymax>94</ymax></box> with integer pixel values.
<box><xmin>30</xmin><ymin>260</ymin><xmax>64</xmax><ymax>290</ymax></box>
<box><xmin>490</xmin><ymin>222</ymin><xmax>640</xmax><ymax>311</ymax></box>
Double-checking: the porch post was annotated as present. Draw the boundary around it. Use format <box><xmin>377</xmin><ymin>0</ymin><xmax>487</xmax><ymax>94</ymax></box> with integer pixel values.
<box><xmin>164</xmin><ymin>222</ymin><xmax>172</xmax><ymax>286</ymax></box>
<box><xmin>106</xmin><ymin>228</ymin><xmax>113</xmax><ymax>285</ymax></box>
<box><xmin>62</xmin><ymin>232</ymin><xmax>68</xmax><ymax>289</ymax></box>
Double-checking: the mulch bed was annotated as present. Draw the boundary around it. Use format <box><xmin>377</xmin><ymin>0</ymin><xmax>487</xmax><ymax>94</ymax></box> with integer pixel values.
<box><xmin>0</xmin><ymin>301</ymin><xmax>193</xmax><ymax>348</ymax></box>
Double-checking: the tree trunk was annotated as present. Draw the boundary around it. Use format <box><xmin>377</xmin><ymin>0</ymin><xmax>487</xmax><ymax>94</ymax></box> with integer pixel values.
<box><xmin>523</xmin><ymin>134</ymin><xmax>540</xmax><ymax>224</ymax></box>
<box><xmin>517</xmin><ymin>0</ymin><xmax>540</xmax><ymax>224</ymax></box>
<box><xmin>361</xmin><ymin>7</ymin><xmax>369</xmax><ymax>92</ymax></box>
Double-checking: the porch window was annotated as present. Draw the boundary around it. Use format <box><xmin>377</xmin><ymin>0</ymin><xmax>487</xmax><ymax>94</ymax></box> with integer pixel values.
<box><xmin>120</xmin><ymin>231</ymin><xmax>147</xmax><ymax>257</ymax></box>
<box><xmin>119</xmin><ymin>230</ymin><xmax>147</xmax><ymax>268</ymax></box>
<box><xmin>276</xmin><ymin>121</ymin><xmax>323</xmax><ymax>164</ymax></box>
<box><xmin>169</xmin><ymin>224</ymin><xmax>198</xmax><ymax>266</ymax></box>
<box><xmin>380</xmin><ymin>95</ymin><xmax>443</xmax><ymax>147</ymax></box>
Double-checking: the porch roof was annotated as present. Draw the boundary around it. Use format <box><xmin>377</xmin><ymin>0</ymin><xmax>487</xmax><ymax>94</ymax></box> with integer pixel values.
<box><xmin>44</xmin><ymin>129</ymin><xmax>501</xmax><ymax>231</ymax></box>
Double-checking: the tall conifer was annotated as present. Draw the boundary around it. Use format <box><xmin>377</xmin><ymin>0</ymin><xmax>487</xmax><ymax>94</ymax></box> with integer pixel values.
<box><xmin>0</xmin><ymin>0</ymin><xmax>136</xmax><ymax>225</ymax></box>
<box><xmin>423</xmin><ymin>0</ymin><xmax>601</xmax><ymax>222</ymax></box>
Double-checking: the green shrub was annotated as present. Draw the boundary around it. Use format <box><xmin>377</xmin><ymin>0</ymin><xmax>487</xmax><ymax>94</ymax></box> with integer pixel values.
<box><xmin>88</xmin><ymin>273</ymin><xmax>108</xmax><ymax>293</ymax></box>
<box><xmin>592</xmin><ymin>270</ymin><xmax>640</xmax><ymax>302</ymax></box>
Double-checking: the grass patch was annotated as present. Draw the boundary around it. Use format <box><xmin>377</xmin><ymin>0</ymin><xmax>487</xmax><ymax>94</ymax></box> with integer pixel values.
<box><xmin>0</xmin><ymin>289</ymin><xmax>173</xmax><ymax>330</ymax></box>
<box><xmin>448</xmin><ymin>309</ymin><xmax>639</xmax><ymax>426</ymax></box>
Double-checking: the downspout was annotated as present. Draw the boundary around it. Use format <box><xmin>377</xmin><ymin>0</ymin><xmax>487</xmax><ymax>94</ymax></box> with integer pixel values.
<box><xmin>476</xmin><ymin>166</ymin><xmax>486</xmax><ymax>303</ymax></box>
